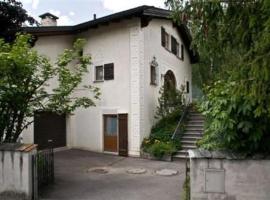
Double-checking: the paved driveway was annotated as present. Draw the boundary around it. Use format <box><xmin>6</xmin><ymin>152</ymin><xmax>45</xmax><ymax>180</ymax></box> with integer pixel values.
<box><xmin>40</xmin><ymin>149</ymin><xmax>186</xmax><ymax>200</ymax></box>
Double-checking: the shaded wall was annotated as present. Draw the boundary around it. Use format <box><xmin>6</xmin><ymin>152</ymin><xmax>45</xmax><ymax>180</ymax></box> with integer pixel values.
<box><xmin>189</xmin><ymin>150</ymin><xmax>270</xmax><ymax>200</ymax></box>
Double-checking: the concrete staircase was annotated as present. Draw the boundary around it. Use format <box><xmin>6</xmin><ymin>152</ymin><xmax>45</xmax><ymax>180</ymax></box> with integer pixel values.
<box><xmin>173</xmin><ymin>110</ymin><xmax>204</xmax><ymax>159</ymax></box>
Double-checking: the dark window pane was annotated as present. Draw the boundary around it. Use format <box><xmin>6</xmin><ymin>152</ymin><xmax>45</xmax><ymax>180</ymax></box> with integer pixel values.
<box><xmin>104</xmin><ymin>63</ymin><xmax>114</xmax><ymax>80</ymax></box>
<box><xmin>186</xmin><ymin>81</ymin><xmax>190</xmax><ymax>93</ymax></box>
<box><xmin>161</xmin><ymin>27</ymin><xmax>165</xmax><ymax>47</ymax></box>
<box><xmin>150</xmin><ymin>65</ymin><xmax>156</xmax><ymax>85</ymax></box>
<box><xmin>171</xmin><ymin>36</ymin><xmax>177</xmax><ymax>55</ymax></box>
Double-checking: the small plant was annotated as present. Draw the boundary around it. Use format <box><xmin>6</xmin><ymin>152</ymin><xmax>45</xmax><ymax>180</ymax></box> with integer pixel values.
<box><xmin>142</xmin><ymin>139</ymin><xmax>177</xmax><ymax>159</ymax></box>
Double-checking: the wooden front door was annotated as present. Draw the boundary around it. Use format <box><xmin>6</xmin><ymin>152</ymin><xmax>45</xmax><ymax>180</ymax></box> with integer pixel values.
<box><xmin>103</xmin><ymin>115</ymin><xmax>118</xmax><ymax>152</ymax></box>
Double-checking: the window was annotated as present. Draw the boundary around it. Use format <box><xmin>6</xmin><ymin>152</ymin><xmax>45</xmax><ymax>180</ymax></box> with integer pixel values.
<box><xmin>161</xmin><ymin>27</ymin><xmax>169</xmax><ymax>49</ymax></box>
<box><xmin>161</xmin><ymin>27</ymin><xmax>166</xmax><ymax>47</ymax></box>
<box><xmin>164</xmin><ymin>32</ymin><xmax>169</xmax><ymax>49</ymax></box>
<box><xmin>181</xmin><ymin>44</ymin><xmax>184</xmax><ymax>60</ymax></box>
<box><xmin>186</xmin><ymin>81</ymin><xmax>190</xmax><ymax>93</ymax></box>
<box><xmin>171</xmin><ymin>36</ymin><xmax>179</xmax><ymax>56</ymax></box>
<box><xmin>95</xmin><ymin>65</ymin><xmax>103</xmax><ymax>81</ymax></box>
<box><xmin>104</xmin><ymin>63</ymin><xmax>114</xmax><ymax>80</ymax></box>
<box><xmin>150</xmin><ymin>65</ymin><xmax>157</xmax><ymax>85</ymax></box>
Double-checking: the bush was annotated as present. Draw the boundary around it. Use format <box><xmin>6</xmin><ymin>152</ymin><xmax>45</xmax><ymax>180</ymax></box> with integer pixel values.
<box><xmin>142</xmin><ymin>139</ymin><xmax>177</xmax><ymax>159</ymax></box>
<box><xmin>198</xmin><ymin>80</ymin><xmax>270</xmax><ymax>155</ymax></box>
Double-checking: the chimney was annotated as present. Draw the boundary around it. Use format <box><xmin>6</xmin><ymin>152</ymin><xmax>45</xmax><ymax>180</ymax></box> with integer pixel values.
<box><xmin>39</xmin><ymin>12</ymin><xmax>59</xmax><ymax>26</ymax></box>
<box><xmin>93</xmin><ymin>14</ymin><xmax>97</xmax><ymax>20</ymax></box>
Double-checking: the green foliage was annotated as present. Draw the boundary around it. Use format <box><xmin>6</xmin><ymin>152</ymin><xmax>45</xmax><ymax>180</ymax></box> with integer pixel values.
<box><xmin>141</xmin><ymin>110</ymin><xmax>183</xmax><ymax>157</ymax></box>
<box><xmin>142</xmin><ymin>139</ymin><xmax>177</xmax><ymax>159</ymax></box>
<box><xmin>198</xmin><ymin>80</ymin><xmax>270</xmax><ymax>154</ymax></box>
<box><xmin>155</xmin><ymin>85</ymin><xmax>185</xmax><ymax>119</ymax></box>
<box><xmin>0</xmin><ymin>0</ymin><xmax>37</xmax><ymax>42</ymax></box>
<box><xmin>141</xmin><ymin>85</ymin><xmax>186</xmax><ymax>157</ymax></box>
<box><xmin>0</xmin><ymin>34</ymin><xmax>100</xmax><ymax>143</ymax></box>
<box><xmin>166</xmin><ymin>0</ymin><xmax>270</xmax><ymax>154</ymax></box>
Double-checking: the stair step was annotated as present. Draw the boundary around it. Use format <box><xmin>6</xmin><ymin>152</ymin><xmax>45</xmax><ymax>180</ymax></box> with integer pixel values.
<box><xmin>185</xmin><ymin>127</ymin><xmax>204</xmax><ymax>131</ymax></box>
<box><xmin>173</xmin><ymin>150</ymin><xmax>189</xmax><ymax>159</ymax></box>
<box><xmin>186</xmin><ymin>124</ymin><xmax>204</xmax><ymax>128</ymax></box>
<box><xmin>182</xmin><ymin>139</ymin><xmax>196</xmax><ymax>143</ymax></box>
<box><xmin>183</xmin><ymin>131</ymin><xmax>203</xmax><ymax>137</ymax></box>
<box><xmin>187</xmin><ymin>120</ymin><xmax>204</xmax><ymax>124</ymax></box>
<box><xmin>182</xmin><ymin>135</ymin><xmax>202</xmax><ymax>140</ymax></box>
<box><xmin>182</xmin><ymin>144</ymin><xmax>197</xmax><ymax>149</ymax></box>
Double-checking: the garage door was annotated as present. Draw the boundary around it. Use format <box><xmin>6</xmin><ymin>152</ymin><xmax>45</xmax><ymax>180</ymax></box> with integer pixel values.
<box><xmin>34</xmin><ymin>112</ymin><xmax>66</xmax><ymax>150</ymax></box>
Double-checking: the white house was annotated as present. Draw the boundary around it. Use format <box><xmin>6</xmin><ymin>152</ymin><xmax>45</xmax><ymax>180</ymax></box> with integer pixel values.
<box><xmin>22</xmin><ymin>6</ymin><xmax>198</xmax><ymax>157</ymax></box>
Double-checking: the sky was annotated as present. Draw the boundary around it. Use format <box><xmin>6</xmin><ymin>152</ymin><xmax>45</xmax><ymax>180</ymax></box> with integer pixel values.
<box><xmin>20</xmin><ymin>0</ymin><xmax>167</xmax><ymax>26</ymax></box>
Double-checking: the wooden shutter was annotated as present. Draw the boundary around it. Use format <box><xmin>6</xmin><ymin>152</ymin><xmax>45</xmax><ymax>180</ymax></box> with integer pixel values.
<box><xmin>171</xmin><ymin>36</ymin><xmax>177</xmax><ymax>55</ymax></box>
<box><xmin>161</xmin><ymin>27</ymin><xmax>166</xmax><ymax>47</ymax></box>
<box><xmin>104</xmin><ymin>63</ymin><xmax>114</xmax><ymax>80</ymax></box>
<box><xmin>181</xmin><ymin>44</ymin><xmax>184</xmax><ymax>60</ymax></box>
<box><xmin>118</xmin><ymin>114</ymin><xmax>128</xmax><ymax>157</ymax></box>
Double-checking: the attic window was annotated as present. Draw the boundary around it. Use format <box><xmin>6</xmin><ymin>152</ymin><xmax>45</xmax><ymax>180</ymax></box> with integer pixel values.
<box><xmin>161</xmin><ymin>27</ymin><xmax>169</xmax><ymax>49</ymax></box>
<box><xmin>171</xmin><ymin>36</ymin><xmax>179</xmax><ymax>56</ymax></box>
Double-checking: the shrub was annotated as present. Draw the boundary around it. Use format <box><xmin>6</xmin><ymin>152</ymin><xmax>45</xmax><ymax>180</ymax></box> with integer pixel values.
<box><xmin>198</xmin><ymin>80</ymin><xmax>270</xmax><ymax>155</ymax></box>
<box><xmin>143</xmin><ymin>140</ymin><xmax>177</xmax><ymax>159</ymax></box>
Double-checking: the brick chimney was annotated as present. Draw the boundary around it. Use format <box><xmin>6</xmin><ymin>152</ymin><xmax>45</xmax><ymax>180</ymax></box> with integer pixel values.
<box><xmin>39</xmin><ymin>12</ymin><xmax>59</xmax><ymax>26</ymax></box>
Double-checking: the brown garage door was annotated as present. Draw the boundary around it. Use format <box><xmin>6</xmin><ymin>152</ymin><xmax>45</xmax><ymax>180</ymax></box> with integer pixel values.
<box><xmin>34</xmin><ymin>112</ymin><xmax>66</xmax><ymax>150</ymax></box>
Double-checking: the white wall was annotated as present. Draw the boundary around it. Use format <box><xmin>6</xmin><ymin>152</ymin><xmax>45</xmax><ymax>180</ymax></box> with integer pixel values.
<box><xmin>71</xmin><ymin>19</ymin><xmax>139</xmax><ymax>154</ymax></box>
<box><xmin>22</xmin><ymin>35</ymin><xmax>74</xmax><ymax>144</ymax></box>
<box><xmin>141</xmin><ymin>18</ymin><xmax>193</xmax><ymax>142</ymax></box>
<box><xmin>22</xmin><ymin>18</ymin><xmax>193</xmax><ymax>157</ymax></box>
<box><xmin>0</xmin><ymin>149</ymin><xmax>36</xmax><ymax>200</ymax></box>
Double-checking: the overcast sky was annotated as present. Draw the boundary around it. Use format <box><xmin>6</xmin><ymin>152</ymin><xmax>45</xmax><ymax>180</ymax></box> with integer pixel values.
<box><xmin>20</xmin><ymin>0</ymin><xmax>166</xmax><ymax>26</ymax></box>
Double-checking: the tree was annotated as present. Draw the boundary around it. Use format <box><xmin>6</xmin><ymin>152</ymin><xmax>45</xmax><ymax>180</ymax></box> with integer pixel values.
<box><xmin>165</xmin><ymin>0</ymin><xmax>270</xmax><ymax>154</ymax></box>
<box><xmin>0</xmin><ymin>34</ymin><xmax>100</xmax><ymax>143</ymax></box>
<box><xmin>0</xmin><ymin>0</ymin><xmax>37</xmax><ymax>42</ymax></box>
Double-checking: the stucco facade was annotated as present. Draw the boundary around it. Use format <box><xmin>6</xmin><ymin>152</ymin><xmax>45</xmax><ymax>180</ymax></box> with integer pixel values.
<box><xmin>22</xmin><ymin>6</ymin><xmax>194</xmax><ymax>156</ymax></box>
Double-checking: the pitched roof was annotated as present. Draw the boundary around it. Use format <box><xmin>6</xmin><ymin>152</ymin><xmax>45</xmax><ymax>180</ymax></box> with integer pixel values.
<box><xmin>23</xmin><ymin>6</ymin><xmax>198</xmax><ymax>63</ymax></box>
<box><xmin>39</xmin><ymin>12</ymin><xmax>59</xmax><ymax>20</ymax></box>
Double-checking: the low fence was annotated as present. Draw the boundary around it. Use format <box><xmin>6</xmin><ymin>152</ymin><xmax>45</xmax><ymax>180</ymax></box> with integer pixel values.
<box><xmin>32</xmin><ymin>148</ymin><xmax>54</xmax><ymax>199</ymax></box>
<box><xmin>188</xmin><ymin>149</ymin><xmax>270</xmax><ymax>200</ymax></box>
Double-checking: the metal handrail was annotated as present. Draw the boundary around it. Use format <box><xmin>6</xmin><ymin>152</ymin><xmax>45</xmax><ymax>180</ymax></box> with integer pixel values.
<box><xmin>171</xmin><ymin>104</ymin><xmax>190</xmax><ymax>140</ymax></box>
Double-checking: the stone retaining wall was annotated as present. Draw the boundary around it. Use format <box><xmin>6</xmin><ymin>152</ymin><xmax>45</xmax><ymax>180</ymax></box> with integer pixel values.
<box><xmin>189</xmin><ymin>150</ymin><xmax>270</xmax><ymax>200</ymax></box>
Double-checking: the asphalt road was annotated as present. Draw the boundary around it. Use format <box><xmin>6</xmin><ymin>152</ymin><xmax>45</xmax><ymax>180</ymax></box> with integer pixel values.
<box><xmin>40</xmin><ymin>149</ymin><xmax>186</xmax><ymax>200</ymax></box>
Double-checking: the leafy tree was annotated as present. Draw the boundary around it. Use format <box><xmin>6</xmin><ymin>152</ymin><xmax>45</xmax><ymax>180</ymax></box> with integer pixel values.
<box><xmin>0</xmin><ymin>0</ymin><xmax>37</xmax><ymax>42</ymax></box>
<box><xmin>166</xmin><ymin>0</ymin><xmax>270</xmax><ymax>154</ymax></box>
<box><xmin>0</xmin><ymin>34</ymin><xmax>100</xmax><ymax>143</ymax></box>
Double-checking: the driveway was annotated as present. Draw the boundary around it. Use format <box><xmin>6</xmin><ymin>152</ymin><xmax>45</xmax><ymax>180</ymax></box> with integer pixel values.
<box><xmin>40</xmin><ymin>149</ymin><xmax>186</xmax><ymax>200</ymax></box>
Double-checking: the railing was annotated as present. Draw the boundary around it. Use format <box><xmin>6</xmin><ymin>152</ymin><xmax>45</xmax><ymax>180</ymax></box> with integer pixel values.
<box><xmin>171</xmin><ymin>104</ymin><xmax>190</xmax><ymax>140</ymax></box>
<box><xmin>32</xmin><ymin>147</ymin><xmax>54</xmax><ymax>199</ymax></box>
